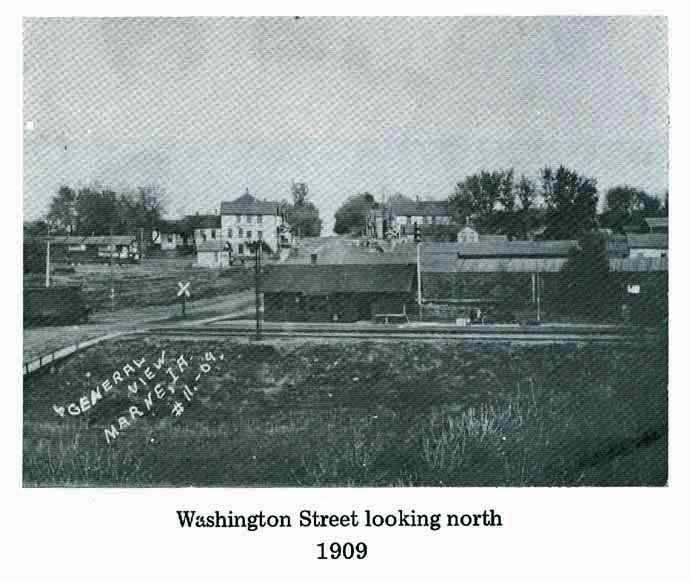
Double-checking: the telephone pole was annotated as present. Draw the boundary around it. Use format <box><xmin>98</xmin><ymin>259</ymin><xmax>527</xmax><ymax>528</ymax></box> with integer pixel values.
<box><xmin>45</xmin><ymin>234</ymin><xmax>51</xmax><ymax>288</ymax></box>
<box><xmin>253</xmin><ymin>242</ymin><xmax>263</xmax><ymax>341</ymax></box>
<box><xmin>415</xmin><ymin>222</ymin><xmax>422</xmax><ymax>320</ymax></box>
<box><xmin>109</xmin><ymin>226</ymin><xmax>115</xmax><ymax>312</ymax></box>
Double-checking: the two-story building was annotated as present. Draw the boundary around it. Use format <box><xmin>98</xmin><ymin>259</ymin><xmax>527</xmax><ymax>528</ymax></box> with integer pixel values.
<box><xmin>368</xmin><ymin>198</ymin><xmax>454</xmax><ymax>241</ymax></box>
<box><xmin>390</xmin><ymin>198</ymin><xmax>452</xmax><ymax>229</ymax></box>
<box><xmin>220</xmin><ymin>191</ymin><xmax>289</xmax><ymax>257</ymax></box>
<box><xmin>188</xmin><ymin>213</ymin><xmax>221</xmax><ymax>246</ymax></box>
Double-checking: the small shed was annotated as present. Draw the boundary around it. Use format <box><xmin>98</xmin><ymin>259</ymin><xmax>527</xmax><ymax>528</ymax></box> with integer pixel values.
<box><xmin>195</xmin><ymin>240</ymin><xmax>230</xmax><ymax>268</ymax></box>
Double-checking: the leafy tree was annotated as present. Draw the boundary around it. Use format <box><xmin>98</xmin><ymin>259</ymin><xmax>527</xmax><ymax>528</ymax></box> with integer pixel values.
<box><xmin>137</xmin><ymin>185</ymin><xmax>166</xmax><ymax>225</ymax></box>
<box><xmin>120</xmin><ymin>185</ymin><xmax>166</xmax><ymax>237</ymax></box>
<box><xmin>74</xmin><ymin>186</ymin><xmax>120</xmax><ymax>235</ymax></box>
<box><xmin>449</xmin><ymin>169</ymin><xmax>516</xmax><ymax>235</ymax></box>
<box><xmin>555</xmin><ymin>232</ymin><xmax>617</xmax><ymax>319</ymax></box>
<box><xmin>540</xmin><ymin>166</ymin><xmax>598</xmax><ymax>239</ymax></box>
<box><xmin>516</xmin><ymin>175</ymin><xmax>537</xmax><ymax>212</ymax></box>
<box><xmin>334</xmin><ymin>192</ymin><xmax>378</xmax><ymax>236</ymax></box>
<box><xmin>599</xmin><ymin>185</ymin><xmax>663</xmax><ymax>233</ymax></box>
<box><xmin>515</xmin><ymin>175</ymin><xmax>540</xmax><ymax>239</ymax></box>
<box><xmin>291</xmin><ymin>181</ymin><xmax>309</xmax><ymax>207</ymax></box>
<box><xmin>282</xmin><ymin>182</ymin><xmax>322</xmax><ymax>237</ymax></box>
<box><xmin>23</xmin><ymin>219</ymin><xmax>50</xmax><ymax>238</ymax></box>
<box><xmin>46</xmin><ymin>186</ymin><xmax>78</xmax><ymax>233</ymax></box>
<box><xmin>45</xmin><ymin>183</ymin><xmax>166</xmax><ymax>237</ymax></box>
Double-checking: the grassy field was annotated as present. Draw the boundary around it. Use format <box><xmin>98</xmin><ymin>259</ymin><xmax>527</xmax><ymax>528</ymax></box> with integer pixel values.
<box><xmin>23</xmin><ymin>336</ymin><xmax>667</xmax><ymax>486</ymax></box>
<box><xmin>25</xmin><ymin>258</ymin><xmax>254</xmax><ymax>313</ymax></box>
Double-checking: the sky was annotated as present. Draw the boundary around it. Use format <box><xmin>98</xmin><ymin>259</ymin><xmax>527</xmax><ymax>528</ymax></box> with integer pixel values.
<box><xmin>23</xmin><ymin>16</ymin><xmax>668</xmax><ymax>234</ymax></box>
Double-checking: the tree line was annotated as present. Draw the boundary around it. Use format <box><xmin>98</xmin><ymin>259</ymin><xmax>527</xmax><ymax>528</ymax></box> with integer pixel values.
<box><xmin>28</xmin><ymin>181</ymin><xmax>324</xmax><ymax>239</ymax></box>
<box><xmin>26</xmin><ymin>184</ymin><xmax>166</xmax><ymax>237</ymax></box>
<box><xmin>28</xmin><ymin>167</ymin><xmax>667</xmax><ymax>242</ymax></box>
<box><xmin>333</xmin><ymin>165</ymin><xmax>668</xmax><ymax>240</ymax></box>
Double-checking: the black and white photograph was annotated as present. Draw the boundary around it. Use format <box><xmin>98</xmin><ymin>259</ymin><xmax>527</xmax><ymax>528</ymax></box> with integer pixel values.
<box><xmin>22</xmin><ymin>16</ymin><xmax>668</xmax><ymax>489</ymax></box>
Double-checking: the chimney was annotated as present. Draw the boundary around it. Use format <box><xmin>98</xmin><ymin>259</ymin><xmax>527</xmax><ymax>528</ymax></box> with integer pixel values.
<box><xmin>310</xmin><ymin>253</ymin><xmax>318</xmax><ymax>265</ymax></box>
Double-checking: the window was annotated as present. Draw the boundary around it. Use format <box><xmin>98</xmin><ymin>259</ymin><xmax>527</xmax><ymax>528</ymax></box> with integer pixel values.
<box><xmin>238</xmin><ymin>227</ymin><xmax>243</xmax><ymax>237</ymax></box>
<box><xmin>202</xmin><ymin>232</ymin><xmax>207</xmax><ymax>242</ymax></box>
<box><xmin>258</xmin><ymin>230</ymin><xmax>263</xmax><ymax>240</ymax></box>
<box><xmin>257</xmin><ymin>215</ymin><xmax>263</xmax><ymax>224</ymax></box>
<box><xmin>431</xmin><ymin>216</ymin><xmax>437</xmax><ymax>225</ymax></box>
<box><xmin>167</xmin><ymin>234</ymin><xmax>173</xmax><ymax>243</ymax></box>
<box><xmin>423</xmin><ymin>216</ymin><xmax>429</xmax><ymax>225</ymax></box>
<box><xmin>246</xmin><ymin>230</ymin><xmax>252</xmax><ymax>239</ymax></box>
<box><xmin>227</xmin><ymin>228</ymin><xmax>233</xmax><ymax>238</ymax></box>
<box><xmin>247</xmin><ymin>215</ymin><xmax>253</xmax><ymax>224</ymax></box>
<box><xmin>406</xmin><ymin>216</ymin><xmax>412</xmax><ymax>225</ymax></box>
<box><xmin>238</xmin><ymin>244</ymin><xmax>244</xmax><ymax>255</ymax></box>
<box><xmin>235</xmin><ymin>215</ymin><xmax>241</xmax><ymax>223</ymax></box>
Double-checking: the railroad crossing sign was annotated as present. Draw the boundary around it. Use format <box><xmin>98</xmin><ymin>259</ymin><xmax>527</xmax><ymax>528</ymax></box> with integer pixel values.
<box><xmin>177</xmin><ymin>281</ymin><xmax>191</xmax><ymax>298</ymax></box>
<box><xmin>177</xmin><ymin>281</ymin><xmax>191</xmax><ymax>317</ymax></box>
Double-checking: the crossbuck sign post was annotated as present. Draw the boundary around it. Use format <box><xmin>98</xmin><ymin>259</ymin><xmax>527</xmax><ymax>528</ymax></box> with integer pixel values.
<box><xmin>177</xmin><ymin>281</ymin><xmax>191</xmax><ymax>317</ymax></box>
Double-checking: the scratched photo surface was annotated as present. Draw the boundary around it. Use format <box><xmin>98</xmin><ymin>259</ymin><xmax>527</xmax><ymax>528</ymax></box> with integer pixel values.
<box><xmin>23</xmin><ymin>17</ymin><xmax>668</xmax><ymax>487</ymax></box>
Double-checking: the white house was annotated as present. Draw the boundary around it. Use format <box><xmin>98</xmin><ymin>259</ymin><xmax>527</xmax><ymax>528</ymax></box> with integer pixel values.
<box><xmin>457</xmin><ymin>224</ymin><xmax>479</xmax><ymax>243</ymax></box>
<box><xmin>220</xmin><ymin>191</ymin><xmax>289</xmax><ymax>257</ymax></box>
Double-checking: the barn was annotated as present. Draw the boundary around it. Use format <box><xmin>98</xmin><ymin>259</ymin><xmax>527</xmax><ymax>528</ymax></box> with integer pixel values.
<box><xmin>262</xmin><ymin>264</ymin><xmax>417</xmax><ymax>322</ymax></box>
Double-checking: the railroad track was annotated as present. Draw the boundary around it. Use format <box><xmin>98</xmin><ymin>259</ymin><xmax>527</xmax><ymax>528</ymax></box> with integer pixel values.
<box><xmin>143</xmin><ymin>324</ymin><xmax>659</xmax><ymax>344</ymax></box>
<box><xmin>23</xmin><ymin>320</ymin><xmax>661</xmax><ymax>377</ymax></box>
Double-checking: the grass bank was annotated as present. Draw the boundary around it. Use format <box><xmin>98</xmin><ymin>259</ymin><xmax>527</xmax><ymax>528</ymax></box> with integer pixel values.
<box><xmin>23</xmin><ymin>337</ymin><xmax>667</xmax><ymax>486</ymax></box>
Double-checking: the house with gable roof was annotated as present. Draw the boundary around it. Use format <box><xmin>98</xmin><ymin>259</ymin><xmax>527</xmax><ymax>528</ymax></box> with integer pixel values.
<box><xmin>220</xmin><ymin>190</ymin><xmax>290</xmax><ymax>257</ymax></box>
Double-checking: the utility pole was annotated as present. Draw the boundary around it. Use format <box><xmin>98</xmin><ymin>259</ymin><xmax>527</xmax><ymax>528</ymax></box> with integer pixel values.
<box><xmin>253</xmin><ymin>242</ymin><xmax>263</xmax><ymax>341</ymax></box>
<box><xmin>535</xmin><ymin>270</ymin><xmax>541</xmax><ymax>323</ymax></box>
<box><xmin>109</xmin><ymin>226</ymin><xmax>115</xmax><ymax>312</ymax></box>
<box><xmin>45</xmin><ymin>232</ymin><xmax>51</xmax><ymax>288</ymax></box>
<box><xmin>415</xmin><ymin>223</ymin><xmax>422</xmax><ymax>321</ymax></box>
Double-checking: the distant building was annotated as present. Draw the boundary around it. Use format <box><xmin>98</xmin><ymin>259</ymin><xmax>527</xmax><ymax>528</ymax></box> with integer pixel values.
<box><xmin>187</xmin><ymin>214</ymin><xmax>221</xmax><ymax>246</ymax></box>
<box><xmin>606</xmin><ymin>234</ymin><xmax>629</xmax><ymax>259</ymax></box>
<box><xmin>220</xmin><ymin>191</ymin><xmax>289</xmax><ymax>256</ymax></box>
<box><xmin>152</xmin><ymin>220</ymin><xmax>193</xmax><ymax>252</ymax></box>
<box><xmin>390</xmin><ymin>198</ymin><xmax>451</xmax><ymax>228</ymax></box>
<box><xmin>457</xmin><ymin>223</ymin><xmax>479</xmax><ymax>243</ymax></box>
<box><xmin>366</xmin><ymin>207</ymin><xmax>394</xmax><ymax>239</ymax></box>
<box><xmin>626</xmin><ymin>234</ymin><xmax>668</xmax><ymax>258</ymax></box>
<box><xmin>195</xmin><ymin>240</ymin><xmax>230</xmax><ymax>268</ymax></box>
<box><xmin>367</xmin><ymin>198</ymin><xmax>454</xmax><ymax>240</ymax></box>
<box><xmin>28</xmin><ymin>235</ymin><xmax>140</xmax><ymax>263</ymax></box>
<box><xmin>643</xmin><ymin>217</ymin><xmax>668</xmax><ymax>234</ymax></box>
